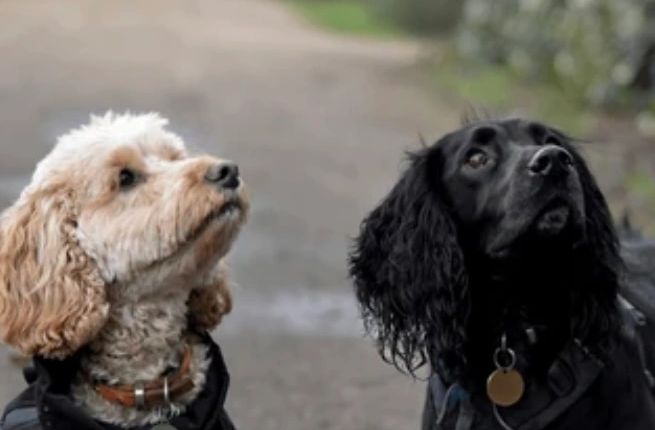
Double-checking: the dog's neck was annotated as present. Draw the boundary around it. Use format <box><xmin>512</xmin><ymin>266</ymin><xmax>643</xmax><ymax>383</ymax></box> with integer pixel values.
<box><xmin>81</xmin><ymin>287</ymin><xmax>192</xmax><ymax>385</ymax></box>
<box><xmin>462</xmin><ymin>252</ymin><xmax>579</xmax><ymax>386</ymax></box>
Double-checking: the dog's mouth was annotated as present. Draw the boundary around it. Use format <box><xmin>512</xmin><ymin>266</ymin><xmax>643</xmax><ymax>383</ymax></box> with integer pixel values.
<box><xmin>138</xmin><ymin>197</ymin><xmax>246</xmax><ymax>274</ymax></box>
<box><xmin>487</xmin><ymin>196</ymin><xmax>583</xmax><ymax>260</ymax></box>
<box><xmin>214</xmin><ymin>200</ymin><xmax>242</xmax><ymax>219</ymax></box>
<box><xmin>534</xmin><ymin>198</ymin><xmax>571</xmax><ymax>236</ymax></box>
<box><xmin>191</xmin><ymin>198</ymin><xmax>245</xmax><ymax>239</ymax></box>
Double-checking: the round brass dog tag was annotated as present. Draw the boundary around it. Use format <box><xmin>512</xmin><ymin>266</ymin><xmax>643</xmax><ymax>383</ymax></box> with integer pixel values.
<box><xmin>486</xmin><ymin>369</ymin><xmax>525</xmax><ymax>407</ymax></box>
<box><xmin>151</xmin><ymin>424</ymin><xmax>177</xmax><ymax>430</ymax></box>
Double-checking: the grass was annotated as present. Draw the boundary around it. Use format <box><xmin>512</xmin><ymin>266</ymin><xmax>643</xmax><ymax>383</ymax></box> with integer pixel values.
<box><xmin>627</xmin><ymin>172</ymin><xmax>655</xmax><ymax>203</ymax></box>
<box><xmin>287</xmin><ymin>0</ymin><xmax>400</xmax><ymax>38</ymax></box>
<box><xmin>434</xmin><ymin>63</ymin><xmax>514</xmax><ymax>107</ymax></box>
<box><xmin>430</xmin><ymin>56</ymin><xmax>594</xmax><ymax>134</ymax></box>
<box><xmin>625</xmin><ymin>172</ymin><xmax>655</xmax><ymax>236</ymax></box>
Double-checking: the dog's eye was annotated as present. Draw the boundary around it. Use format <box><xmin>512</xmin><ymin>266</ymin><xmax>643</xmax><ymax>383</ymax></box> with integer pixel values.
<box><xmin>118</xmin><ymin>169</ymin><xmax>137</xmax><ymax>189</ymax></box>
<box><xmin>464</xmin><ymin>150</ymin><xmax>489</xmax><ymax>169</ymax></box>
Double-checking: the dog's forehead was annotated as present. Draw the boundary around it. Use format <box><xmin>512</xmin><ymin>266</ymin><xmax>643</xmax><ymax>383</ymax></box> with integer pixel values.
<box><xmin>462</xmin><ymin>119</ymin><xmax>537</xmax><ymax>139</ymax></box>
<box><xmin>127</xmin><ymin>138</ymin><xmax>186</xmax><ymax>162</ymax></box>
<box><xmin>105</xmin><ymin>141</ymin><xmax>184</xmax><ymax>171</ymax></box>
<box><xmin>33</xmin><ymin>113</ymin><xmax>187</xmax><ymax>183</ymax></box>
<box><xmin>439</xmin><ymin>118</ymin><xmax>552</xmax><ymax>152</ymax></box>
<box><xmin>98</xmin><ymin>122</ymin><xmax>186</xmax><ymax>161</ymax></box>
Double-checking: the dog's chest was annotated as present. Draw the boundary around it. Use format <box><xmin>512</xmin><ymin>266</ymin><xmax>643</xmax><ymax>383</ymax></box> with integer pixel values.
<box><xmin>426</xmin><ymin>339</ymin><xmax>655</xmax><ymax>430</ymax></box>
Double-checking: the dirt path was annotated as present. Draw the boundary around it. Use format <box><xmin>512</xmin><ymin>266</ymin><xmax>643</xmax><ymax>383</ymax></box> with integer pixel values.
<box><xmin>0</xmin><ymin>1</ymin><xmax>462</xmax><ymax>428</ymax></box>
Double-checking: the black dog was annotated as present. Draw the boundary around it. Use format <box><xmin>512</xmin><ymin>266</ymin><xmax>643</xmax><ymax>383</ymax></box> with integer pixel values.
<box><xmin>349</xmin><ymin>118</ymin><xmax>655</xmax><ymax>429</ymax></box>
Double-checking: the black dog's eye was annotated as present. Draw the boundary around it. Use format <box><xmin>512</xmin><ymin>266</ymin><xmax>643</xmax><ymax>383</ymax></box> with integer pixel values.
<box><xmin>464</xmin><ymin>149</ymin><xmax>489</xmax><ymax>169</ymax></box>
<box><xmin>118</xmin><ymin>169</ymin><xmax>137</xmax><ymax>189</ymax></box>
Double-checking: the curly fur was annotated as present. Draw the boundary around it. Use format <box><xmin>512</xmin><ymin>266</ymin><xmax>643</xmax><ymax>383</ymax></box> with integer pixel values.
<box><xmin>349</xmin><ymin>119</ymin><xmax>621</xmax><ymax>383</ymax></box>
<box><xmin>0</xmin><ymin>178</ymin><xmax>109</xmax><ymax>358</ymax></box>
<box><xmin>349</xmin><ymin>150</ymin><xmax>470</xmax><ymax>376</ymax></box>
<box><xmin>0</xmin><ymin>112</ymin><xmax>248</xmax><ymax>426</ymax></box>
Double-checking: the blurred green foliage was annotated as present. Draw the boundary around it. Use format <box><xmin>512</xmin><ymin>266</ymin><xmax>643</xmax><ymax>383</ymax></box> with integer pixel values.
<box><xmin>458</xmin><ymin>0</ymin><xmax>655</xmax><ymax>111</ymax></box>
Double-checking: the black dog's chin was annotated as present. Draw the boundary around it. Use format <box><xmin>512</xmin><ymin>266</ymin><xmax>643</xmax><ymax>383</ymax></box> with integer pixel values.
<box><xmin>486</xmin><ymin>204</ymin><xmax>584</xmax><ymax>262</ymax></box>
<box><xmin>535</xmin><ymin>205</ymin><xmax>571</xmax><ymax>236</ymax></box>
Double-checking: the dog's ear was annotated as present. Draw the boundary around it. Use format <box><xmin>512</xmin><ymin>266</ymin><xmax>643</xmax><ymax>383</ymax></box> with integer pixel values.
<box><xmin>566</xmin><ymin>146</ymin><xmax>621</xmax><ymax>344</ymax></box>
<box><xmin>188</xmin><ymin>260</ymin><xmax>233</xmax><ymax>330</ymax></box>
<box><xmin>0</xmin><ymin>186</ymin><xmax>109</xmax><ymax>358</ymax></box>
<box><xmin>349</xmin><ymin>149</ymin><xmax>468</xmax><ymax>375</ymax></box>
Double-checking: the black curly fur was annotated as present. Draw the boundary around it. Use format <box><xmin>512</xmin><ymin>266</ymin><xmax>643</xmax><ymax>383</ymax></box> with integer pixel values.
<box><xmin>349</xmin><ymin>148</ymin><xmax>470</xmax><ymax>377</ymax></box>
<box><xmin>349</xmin><ymin>121</ymin><xmax>621</xmax><ymax>381</ymax></box>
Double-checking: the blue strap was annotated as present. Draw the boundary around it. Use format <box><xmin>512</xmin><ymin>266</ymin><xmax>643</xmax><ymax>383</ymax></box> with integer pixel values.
<box><xmin>428</xmin><ymin>375</ymin><xmax>474</xmax><ymax>430</ymax></box>
<box><xmin>1</xmin><ymin>406</ymin><xmax>40</xmax><ymax>430</ymax></box>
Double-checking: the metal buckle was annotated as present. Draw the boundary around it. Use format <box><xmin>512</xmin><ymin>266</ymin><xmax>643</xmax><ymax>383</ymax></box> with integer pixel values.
<box><xmin>525</xmin><ymin>327</ymin><xmax>538</xmax><ymax>345</ymax></box>
<box><xmin>134</xmin><ymin>382</ymin><xmax>146</xmax><ymax>410</ymax></box>
<box><xmin>163</xmin><ymin>376</ymin><xmax>170</xmax><ymax>405</ymax></box>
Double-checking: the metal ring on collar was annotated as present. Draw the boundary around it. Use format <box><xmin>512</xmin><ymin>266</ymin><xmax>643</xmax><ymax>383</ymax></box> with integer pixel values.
<box><xmin>134</xmin><ymin>382</ymin><xmax>146</xmax><ymax>410</ymax></box>
<box><xmin>493</xmin><ymin>347</ymin><xmax>517</xmax><ymax>371</ymax></box>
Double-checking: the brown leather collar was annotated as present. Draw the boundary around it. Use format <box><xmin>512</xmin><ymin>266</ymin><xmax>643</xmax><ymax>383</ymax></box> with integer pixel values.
<box><xmin>91</xmin><ymin>345</ymin><xmax>195</xmax><ymax>409</ymax></box>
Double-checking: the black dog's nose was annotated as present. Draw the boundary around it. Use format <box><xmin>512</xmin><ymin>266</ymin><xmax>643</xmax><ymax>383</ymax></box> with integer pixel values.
<box><xmin>205</xmin><ymin>162</ymin><xmax>240</xmax><ymax>189</ymax></box>
<box><xmin>528</xmin><ymin>146</ymin><xmax>573</xmax><ymax>177</ymax></box>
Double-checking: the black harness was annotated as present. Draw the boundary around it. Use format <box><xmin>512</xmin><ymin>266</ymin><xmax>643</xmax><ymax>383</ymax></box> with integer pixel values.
<box><xmin>422</xmin><ymin>298</ymin><xmax>655</xmax><ymax>430</ymax></box>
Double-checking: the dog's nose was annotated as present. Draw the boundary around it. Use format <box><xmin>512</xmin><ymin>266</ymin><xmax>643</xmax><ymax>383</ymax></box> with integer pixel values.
<box><xmin>528</xmin><ymin>145</ymin><xmax>573</xmax><ymax>177</ymax></box>
<box><xmin>205</xmin><ymin>162</ymin><xmax>240</xmax><ymax>189</ymax></box>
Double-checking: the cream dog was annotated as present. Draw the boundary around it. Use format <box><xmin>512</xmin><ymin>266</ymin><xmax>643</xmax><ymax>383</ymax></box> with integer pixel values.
<box><xmin>0</xmin><ymin>113</ymin><xmax>247</xmax><ymax>428</ymax></box>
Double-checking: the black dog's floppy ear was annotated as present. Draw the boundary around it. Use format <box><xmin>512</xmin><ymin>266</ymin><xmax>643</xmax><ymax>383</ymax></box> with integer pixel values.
<box><xmin>349</xmin><ymin>148</ymin><xmax>469</xmax><ymax>376</ymax></box>
<box><xmin>562</xmin><ymin>141</ymin><xmax>621</xmax><ymax>345</ymax></box>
